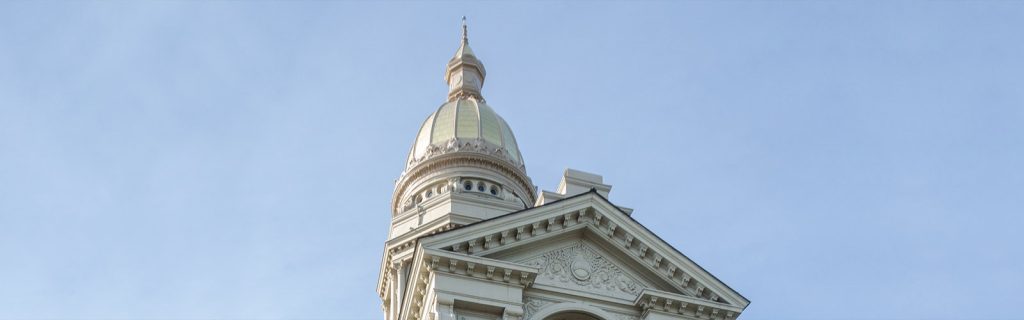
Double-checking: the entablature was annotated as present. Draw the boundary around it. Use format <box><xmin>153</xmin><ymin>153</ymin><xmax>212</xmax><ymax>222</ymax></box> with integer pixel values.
<box><xmin>398</xmin><ymin>248</ymin><xmax>539</xmax><ymax>320</ymax></box>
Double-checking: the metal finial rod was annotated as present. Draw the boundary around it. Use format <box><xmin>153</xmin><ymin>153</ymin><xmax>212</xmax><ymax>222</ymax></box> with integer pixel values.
<box><xmin>461</xmin><ymin>16</ymin><xmax>468</xmax><ymax>44</ymax></box>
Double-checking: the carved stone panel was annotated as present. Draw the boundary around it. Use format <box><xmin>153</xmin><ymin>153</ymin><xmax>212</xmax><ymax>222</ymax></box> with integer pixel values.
<box><xmin>520</xmin><ymin>241</ymin><xmax>646</xmax><ymax>300</ymax></box>
<box><xmin>522</xmin><ymin>297</ymin><xmax>557</xmax><ymax>320</ymax></box>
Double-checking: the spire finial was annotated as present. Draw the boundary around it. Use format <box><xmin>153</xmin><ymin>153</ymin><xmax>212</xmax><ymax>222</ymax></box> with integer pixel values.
<box><xmin>461</xmin><ymin>16</ymin><xmax>468</xmax><ymax>45</ymax></box>
<box><xmin>446</xmin><ymin>16</ymin><xmax>485</xmax><ymax>101</ymax></box>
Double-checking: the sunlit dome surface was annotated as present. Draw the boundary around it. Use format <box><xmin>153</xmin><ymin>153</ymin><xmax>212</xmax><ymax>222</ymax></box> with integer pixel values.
<box><xmin>406</xmin><ymin>97</ymin><xmax>523</xmax><ymax>169</ymax></box>
<box><xmin>402</xmin><ymin>19</ymin><xmax>526</xmax><ymax>176</ymax></box>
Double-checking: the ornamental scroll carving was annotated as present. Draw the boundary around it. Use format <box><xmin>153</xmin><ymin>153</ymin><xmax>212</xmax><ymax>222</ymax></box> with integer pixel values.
<box><xmin>521</xmin><ymin>297</ymin><xmax>556</xmax><ymax>320</ymax></box>
<box><xmin>522</xmin><ymin>242</ymin><xmax>643</xmax><ymax>300</ymax></box>
<box><xmin>409</xmin><ymin>138</ymin><xmax>524</xmax><ymax>170</ymax></box>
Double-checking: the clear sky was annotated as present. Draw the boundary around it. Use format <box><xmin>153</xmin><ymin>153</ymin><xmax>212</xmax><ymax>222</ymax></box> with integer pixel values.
<box><xmin>1</xmin><ymin>1</ymin><xmax>1022</xmax><ymax>319</ymax></box>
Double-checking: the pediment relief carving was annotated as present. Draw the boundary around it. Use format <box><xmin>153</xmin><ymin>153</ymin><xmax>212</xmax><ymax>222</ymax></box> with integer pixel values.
<box><xmin>520</xmin><ymin>241</ymin><xmax>647</xmax><ymax>301</ymax></box>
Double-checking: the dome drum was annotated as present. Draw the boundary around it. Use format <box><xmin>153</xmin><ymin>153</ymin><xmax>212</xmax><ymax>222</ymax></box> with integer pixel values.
<box><xmin>392</xmin><ymin>152</ymin><xmax>534</xmax><ymax>216</ymax></box>
<box><xmin>400</xmin><ymin>176</ymin><xmax>515</xmax><ymax>213</ymax></box>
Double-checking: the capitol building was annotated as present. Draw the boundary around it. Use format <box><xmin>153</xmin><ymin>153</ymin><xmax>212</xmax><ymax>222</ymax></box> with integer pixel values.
<box><xmin>377</xmin><ymin>21</ymin><xmax>749</xmax><ymax>320</ymax></box>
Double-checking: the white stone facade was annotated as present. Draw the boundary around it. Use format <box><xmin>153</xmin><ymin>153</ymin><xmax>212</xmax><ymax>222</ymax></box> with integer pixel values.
<box><xmin>378</xmin><ymin>21</ymin><xmax>748</xmax><ymax>320</ymax></box>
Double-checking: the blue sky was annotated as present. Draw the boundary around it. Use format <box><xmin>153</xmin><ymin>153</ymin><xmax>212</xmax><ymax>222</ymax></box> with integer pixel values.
<box><xmin>1</xmin><ymin>1</ymin><xmax>1022</xmax><ymax>319</ymax></box>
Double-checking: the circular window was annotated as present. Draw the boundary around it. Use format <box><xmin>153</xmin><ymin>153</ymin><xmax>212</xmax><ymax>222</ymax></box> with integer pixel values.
<box><xmin>477</xmin><ymin>183</ymin><xmax>485</xmax><ymax>192</ymax></box>
<box><xmin>489</xmin><ymin>186</ymin><xmax>499</xmax><ymax>196</ymax></box>
<box><xmin>463</xmin><ymin>181</ymin><xmax>473</xmax><ymax>191</ymax></box>
<box><xmin>425</xmin><ymin>190</ymin><xmax>433</xmax><ymax>198</ymax></box>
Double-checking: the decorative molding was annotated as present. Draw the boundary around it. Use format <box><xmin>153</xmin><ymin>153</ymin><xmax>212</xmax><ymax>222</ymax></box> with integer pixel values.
<box><xmin>400</xmin><ymin>249</ymin><xmax>538</xmax><ymax>320</ymax></box>
<box><xmin>424</xmin><ymin>248</ymin><xmax>538</xmax><ymax>286</ymax></box>
<box><xmin>378</xmin><ymin>223</ymin><xmax>458</xmax><ymax>299</ymax></box>
<box><xmin>521</xmin><ymin>297</ymin><xmax>557</xmax><ymax>320</ymax></box>
<box><xmin>633</xmin><ymin>289</ymin><xmax>743</xmax><ymax>320</ymax></box>
<box><xmin>410</xmin><ymin>137</ymin><xmax>524</xmax><ymax>171</ymax></box>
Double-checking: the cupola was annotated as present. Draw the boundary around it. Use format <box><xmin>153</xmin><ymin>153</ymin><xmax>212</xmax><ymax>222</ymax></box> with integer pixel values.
<box><xmin>391</xmin><ymin>18</ymin><xmax>535</xmax><ymax>223</ymax></box>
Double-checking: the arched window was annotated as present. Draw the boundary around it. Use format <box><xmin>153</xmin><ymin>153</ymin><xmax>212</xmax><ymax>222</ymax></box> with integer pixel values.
<box><xmin>545</xmin><ymin>312</ymin><xmax>603</xmax><ymax>320</ymax></box>
<box><xmin>532</xmin><ymin>302</ymin><xmax>616</xmax><ymax>320</ymax></box>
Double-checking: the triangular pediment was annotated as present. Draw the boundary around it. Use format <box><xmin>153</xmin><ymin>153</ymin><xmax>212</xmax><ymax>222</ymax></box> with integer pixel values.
<box><xmin>417</xmin><ymin>191</ymin><xmax>749</xmax><ymax>310</ymax></box>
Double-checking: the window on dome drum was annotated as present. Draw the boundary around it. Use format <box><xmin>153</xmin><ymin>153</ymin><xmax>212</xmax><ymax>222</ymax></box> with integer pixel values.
<box><xmin>425</xmin><ymin>190</ymin><xmax>433</xmax><ymax>198</ymax></box>
<box><xmin>464</xmin><ymin>181</ymin><xmax>473</xmax><ymax>191</ymax></box>
<box><xmin>489</xmin><ymin>186</ymin><xmax>498</xmax><ymax>196</ymax></box>
<box><xmin>477</xmin><ymin>183</ymin><xmax>485</xmax><ymax>192</ymax></box>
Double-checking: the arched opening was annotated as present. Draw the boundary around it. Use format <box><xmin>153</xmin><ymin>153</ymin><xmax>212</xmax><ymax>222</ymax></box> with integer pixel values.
<box><xmin>530</xmin><ymin>302</ymin><xmax>617</xmax><ymax>320</ymax></box>
<box><xmin>544</xmin><ymin>311</ymin><xmax>603</xmax><ymax>320</ymax></box>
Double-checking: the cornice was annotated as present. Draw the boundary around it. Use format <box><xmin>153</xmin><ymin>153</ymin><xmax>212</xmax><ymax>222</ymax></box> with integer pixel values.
<box><xmin>377</xmin><ymin>221</ymin><xmax>459</xmax><ymax>300</ymax></box>
<box><xmin>398</xmin><ymin>247</ymin><xmax>539</xmax><ymax>320</ymax></box>
<box><xmin>635</xmin><ymin>288</ymin><xmax>742</xmax><ymax>320</ymax></box>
